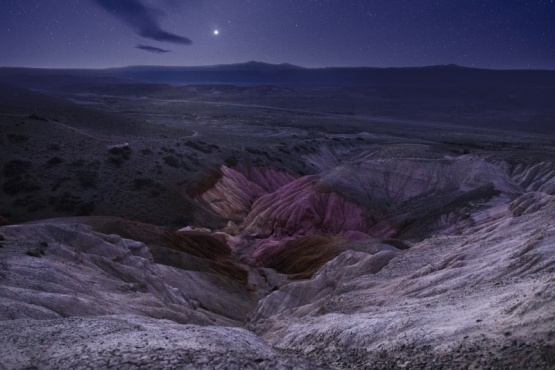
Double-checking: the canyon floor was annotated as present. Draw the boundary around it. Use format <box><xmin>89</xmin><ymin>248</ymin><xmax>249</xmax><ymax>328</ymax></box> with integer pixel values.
<box><xmin>1</xmin><ymin>71</ymin><xmax>555</xmax><ymax>369</ymax></box>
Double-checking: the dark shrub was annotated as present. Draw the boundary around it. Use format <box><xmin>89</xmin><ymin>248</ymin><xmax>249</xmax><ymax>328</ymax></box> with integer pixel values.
<box><xmin>107</xmin><ymin>157</ymin><xmax>123</xmax><ymax>167</ymax></box>
<box><xmin>46</xmin><ymin>156</ymin><xmax>63</xmax><ymax>166</ymax></box>
<box><xmin>245</xmin><ymin>147</ymin><xmax>264</xmax><ymax>155</ymax></box>
<box><xmin>76</xmin><ymin>201</ymin><xmax>96</xmax><ymax>216</ymax></box>
<box><xmin>27</xmin><ymin>114</ymin><xmax>48</xmax><ymax>121</ymax></box>
<box><xmin>108</xmin><ymin>146</ymin><xmax>131</xmax><ymax>158</ymax></box>
<box><xmin>225</xmin><ymin>156</ymin><xmax>238</xmax><ymax>167</ymax></box>
<box><xmin>2</xmin><ymin>160</ymin><xmax>32</xmax><ymax>177</ymax></box>
<box><xmin>3</xmin><ymin>177</ymin><xmax>40</xmax><ymax>195</ymax></box>
<box><xmin>163</xmin><ymin>156</ymin><xmax>180</xmax><ymax>168</ymax></box>
<box><xmin>49</xmin><ymin>192</ymin><xmax>80</xmax><ymax>212</ymax></box>
<box><xmin>140</xmin><ymin>148</ymin><xmax>153</xmax><ymax>155</ymax></box>
<box><xmin>107</xmin><ymin>145</ymin><xmax>131</xmax><ymax>167</ymax></box>
<box><xmin>7</xmin><ymin>134</ymin><xmax>29</xmax><ymax>143</ymax></box>
<box><xmin>184</xmin><ymin>141</ymin><xmax>212</xmax><ymax>154</ymax></box>
<box><xmin>69</xmin><ymin>159</ymin><xmax>86</xmax><ymax>167</ymax></box>
<box><xmin>133</xmin><ymin>178</ymin><xmax>156</xmax><ymax>190</ymax></box>
<box><xmin>47</xmin><ymin>143</ymin><xmax>61</xmax><ymax>151</ymax></box>
<box><xmin>76</xmin><ymin>171</ymin><xmax>98</xmax><ymax>189</ymax></box>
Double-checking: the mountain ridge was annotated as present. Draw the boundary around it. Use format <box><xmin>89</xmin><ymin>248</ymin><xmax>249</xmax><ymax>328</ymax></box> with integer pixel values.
<box><xmin>2</xmin><ymin>61</ymin><xmax>555</xmax><ymax>89</ymax></box>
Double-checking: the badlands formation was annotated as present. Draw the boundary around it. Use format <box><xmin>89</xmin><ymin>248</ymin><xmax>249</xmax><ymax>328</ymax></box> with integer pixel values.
<box><xmin>2</xmin><ymin>146</ymin><xmax>555</xmax><ymax>369</ymax></box>
<box><xmin>0</xmin><ymin>66</ymin><xmax>555</xmax><ymax>368</ymax></box>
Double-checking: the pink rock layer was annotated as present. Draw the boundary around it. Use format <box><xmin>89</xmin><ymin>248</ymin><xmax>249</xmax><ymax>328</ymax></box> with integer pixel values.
<box><xmin>243</xmin><ymin>176</ymin><xmax>367</xmax><ymax>239</ymax></box>
<box><xmin>198</xmin><ymin>166</ymin><xmax>298</xmax><ymax>220</ymax></box>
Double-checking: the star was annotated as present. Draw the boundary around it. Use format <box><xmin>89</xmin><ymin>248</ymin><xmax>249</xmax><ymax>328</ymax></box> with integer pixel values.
<box><xmin>213</xmin><ymin>29</ymin><xmax>219</xmax><ymax>36</ymax></box>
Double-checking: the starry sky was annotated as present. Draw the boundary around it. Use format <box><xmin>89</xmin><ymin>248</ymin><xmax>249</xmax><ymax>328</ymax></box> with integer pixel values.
<box><xmin>1</xmin><ymin>0</ymin><xmax>554</xmax><ymax>69</ymax></box>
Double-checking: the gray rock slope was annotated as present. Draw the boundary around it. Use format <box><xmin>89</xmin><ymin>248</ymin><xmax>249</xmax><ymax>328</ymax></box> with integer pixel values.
<box><xmin>1</xmin><ymin>156</ymin><xmax>555</xmax><ymax>369</ymax></box>
<box><xmin>249</xmin><ymin>194</ymin><xmax>555</xmax><ymax>352</ymax></box>
<box><xmin>0</xmin><ymin>222</ymin><xmax>254</xmax><ymax>326</ymax></box>
<box><xmin>0</xmin><ymin>315</ymin><xmax>323</xmax><ymax>369</ymax></box>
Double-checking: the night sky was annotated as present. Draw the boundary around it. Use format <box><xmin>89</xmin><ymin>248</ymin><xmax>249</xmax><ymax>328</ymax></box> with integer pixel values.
<box><xmin>1</xmin><ymin>0</ymin><xmax>554</xmax><ymax>69</ymax></box>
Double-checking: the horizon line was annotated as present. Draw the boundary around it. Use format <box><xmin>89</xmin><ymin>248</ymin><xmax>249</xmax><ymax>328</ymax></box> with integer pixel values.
<box><xmin>1</xmin><ymin>61</ymin><xmax>554</xmax><ymax>72</ymax></box>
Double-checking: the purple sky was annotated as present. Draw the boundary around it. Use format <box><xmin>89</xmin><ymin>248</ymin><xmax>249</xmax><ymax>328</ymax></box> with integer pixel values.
<box><xmin>1</xmin><ymin>0</ymin><xmax>554</xmax><ymax>69</ymax></box>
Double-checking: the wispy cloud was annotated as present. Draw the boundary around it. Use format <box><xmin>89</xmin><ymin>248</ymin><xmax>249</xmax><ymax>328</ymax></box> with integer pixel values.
<box><xmin>136</xmin><ymin>44</ymin><xmax>171</xmax><ymax>53</ymax></box>
<box><xmin>92</xmin><ymin>0</ymin><xmax>192</xmax><ymax>45</ymax></box>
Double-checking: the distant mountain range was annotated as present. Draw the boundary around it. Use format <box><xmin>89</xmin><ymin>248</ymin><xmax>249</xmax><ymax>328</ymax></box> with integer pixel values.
<box><xmin>1</xmin><ymin>61</ymin><xmax>555</xmax><ymax>89</ymax></box>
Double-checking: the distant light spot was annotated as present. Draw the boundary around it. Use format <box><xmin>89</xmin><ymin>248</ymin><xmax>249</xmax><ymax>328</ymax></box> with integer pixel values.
<box><xmin>213</xmin><ymin>29</ymin><xmax>219</xmax><ymax>36</ymax></box>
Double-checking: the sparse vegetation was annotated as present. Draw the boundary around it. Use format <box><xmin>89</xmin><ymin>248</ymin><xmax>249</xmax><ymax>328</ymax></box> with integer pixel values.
<box><xmin>184</xmin><ymin>140</ymin><xmax>213</xmax><ymax>154</ymax></box>
<box><xmin>107</xmin><ymin>145</ymin><xmax>132</xmax><ymax>167</ymax></box>
<box><xmin>108</xmin><ymin>145</ymin><xmax>132</xmax><ymax>158</ymax></box>
<box><xmin>245</xmin><ymin>147</ymin><xmax>264</xmax><ymax>155</ymax></box>
<box><xmin>7</xmin><ymin>133</ymin><xmax>29</xmax><ymax>143</ymax></box>
<box><xmin>76</xmin><ymin>201</ymin><xmax>96</xmax><ymax>216</ymax></box>
<box><xmin>163</xmin><ymin>155</ymin><xmax>180</xmax><ymax>168</ymax></box>
<box><xmin>3</xmin><ymin>160</ymin><xmax>32</xmax><ymax>177</ymax></box>
<box><xmin>46</xmin><ymin>156</ymin><xmax>63</xmax><ymax>166</ymax></box>
<box><xmin>27</xmin><ymin>114</ymin><xmax>48</xmax><ymax>121</ymax></box>
<box><xmin>3</xmin><ymin>178</ymin><xmax>40</xmax><ymax>195</ymax></box>
<box><xmin>48</xmin><ymin>192</ymin><xmax>94</xmax><ymax>215</ymax></box>
<box><xmin>140</xmin><ymin>148</ymin><xmax>153</xmax><ymax>155</ymax></box>
<box><xmin>132</xmin><ymin>178</ymin><xmax>156</xmax><ymax>190</ymax></box>
<box><xmin>107</xmin><ymin>157</ymin><xmax>124</xmax><ymax>166</ymax></box>
<box><xmin>225</xmin><ymin>155</ymin><xmax>238</xmax><ymax>167</ymax></box>
<box><xmin>76</xmin><ymin>170</ymin><xmax>98</xmax><ymax>189</ymax></box>
<box><xmin>69</xmin><ymin>159</ymin><xmax>86</xmax><ymax>167</ymax></box>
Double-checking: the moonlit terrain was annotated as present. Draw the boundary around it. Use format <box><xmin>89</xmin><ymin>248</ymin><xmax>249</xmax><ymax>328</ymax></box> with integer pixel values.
<box><xmin>0</xmin><ymin>64</ymin><xmax>554</xmax><ymax>369</ymax></box>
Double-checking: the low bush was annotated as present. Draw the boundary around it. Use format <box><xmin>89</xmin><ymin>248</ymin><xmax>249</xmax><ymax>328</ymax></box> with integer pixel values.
<box><xmin>3</xmin><ymin>160</ymin><xmax>32</xmax><ymax>177</ymax></box>
<box><xmin>76</xmin><ymin>170</ymin><xmax>98</xmax><ymax>189</ymax></box>
<box><xmin>46</xmin><ymin>157</ymin><xmax>63</xmax><ymax>166</ymax></box>
<box><xmin>7</xmin><ymin>134</ymin><xmax>29</xmax><ymax>143</ymax></box>
<box><xmin>163</xmin><ymin>156</ymin><xmax>180</xmax><ymax>168</ymax></box>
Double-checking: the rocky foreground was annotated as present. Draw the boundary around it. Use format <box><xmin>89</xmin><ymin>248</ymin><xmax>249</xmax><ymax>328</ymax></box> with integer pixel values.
<box><xmin>1</xmin><ymin>144</ymin><xmax>555</xmax><ymax>369</ymax></box>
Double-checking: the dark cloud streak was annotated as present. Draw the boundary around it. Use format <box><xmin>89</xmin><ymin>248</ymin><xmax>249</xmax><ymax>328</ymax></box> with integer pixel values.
<box><xmin>92</xmin><ymin>0</ymin><xmax>192</xmax><ymax>45</ymax></box>
<box><xmin>136</xmin><ymin>44</ymin><xmax>171</xmax><ymax>53</ymax></box>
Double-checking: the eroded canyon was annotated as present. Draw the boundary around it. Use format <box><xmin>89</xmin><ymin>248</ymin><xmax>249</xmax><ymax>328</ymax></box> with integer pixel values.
<box><xmin>0</xmin><ymin>65</ymin><xmax>554</xmax><ymax>369</ymax></box>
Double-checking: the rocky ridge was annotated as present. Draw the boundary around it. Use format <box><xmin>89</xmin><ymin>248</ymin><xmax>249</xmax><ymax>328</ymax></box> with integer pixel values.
<box><xmin>1</xmin><ymin>142</ymin><xmax>555</xmax><ymax>369</ymax></box>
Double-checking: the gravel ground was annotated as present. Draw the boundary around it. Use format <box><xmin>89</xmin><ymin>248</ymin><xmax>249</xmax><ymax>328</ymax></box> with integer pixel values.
<box><xmin>280</xmin><ymin>335</ymin><xmax>555</xmax><ymax>369</ymax></box>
